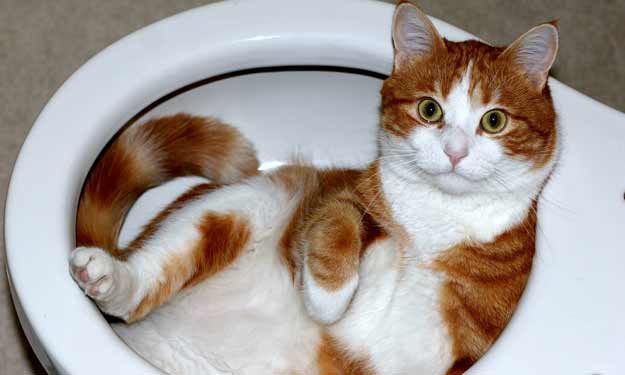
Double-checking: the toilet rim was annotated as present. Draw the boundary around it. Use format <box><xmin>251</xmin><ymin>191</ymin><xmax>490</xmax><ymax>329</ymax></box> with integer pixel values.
<box><xmin>6</xmin><ymin>0</ymin><xmax>623</xmax><ymax>374</ymax></box>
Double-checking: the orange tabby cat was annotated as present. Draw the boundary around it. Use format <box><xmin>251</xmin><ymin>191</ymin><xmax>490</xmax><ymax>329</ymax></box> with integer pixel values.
<box><xmin>70</xmin><ymin>2</ymin><xmax>558</xmax><ymax>374</ymax></box>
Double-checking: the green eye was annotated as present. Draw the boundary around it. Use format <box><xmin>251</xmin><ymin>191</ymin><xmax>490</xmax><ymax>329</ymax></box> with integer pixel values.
<box><xmin>418</xmin><ymin>98</ymin><xmax>443</xmax><ymax>123</ymax></box>
<box><xmin>480</xmin><ymin>109</ymin><xmax>508</xmax><ymax>134</ymax></box>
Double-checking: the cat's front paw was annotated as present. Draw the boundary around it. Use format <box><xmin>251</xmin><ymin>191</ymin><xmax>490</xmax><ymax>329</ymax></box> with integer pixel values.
<box><xmin>300</xmin><ymin>216</ymin><xmax>362</xmax><ymax>325</ymax></box>
<box><xmin>70</xmin><ymin>247</ymin><xmax>116</xmax><ymax>300</ymax></box>
<box><xmin>302</xmin><ymin>261</ymin><xmax>359</xmax><ymax>325</ymax></box>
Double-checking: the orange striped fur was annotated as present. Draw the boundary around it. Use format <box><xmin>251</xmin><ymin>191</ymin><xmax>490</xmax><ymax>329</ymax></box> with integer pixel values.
<box><xmin>434</xmin><ymin>205</ymin><xmax>538</xmax><ymax>373</ymax></box>
<box><xmin>77</xmin><ymin>114</ymin><xmax>258</xmax><ymax>257</ymax></box>
<box><xmin>75</xmin><ymin>114</ymin><xmax>259</xmax><ymax>320</ymax></box>
<box><xmin>128</xmin><ymin>211</ymin><xmax>251</xmax><ymax>322</ymax></box>
<box><xmin>317</xmin><ymin>333</ymin><xmax>375</xmax><ymax>375</ymax></box>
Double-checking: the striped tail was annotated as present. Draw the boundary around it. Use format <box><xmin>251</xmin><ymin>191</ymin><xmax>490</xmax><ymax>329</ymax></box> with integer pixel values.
<box><xmin>76</xmin><ymin>113</ymin><xmax>259</xmax><ymax>257</ymax></box>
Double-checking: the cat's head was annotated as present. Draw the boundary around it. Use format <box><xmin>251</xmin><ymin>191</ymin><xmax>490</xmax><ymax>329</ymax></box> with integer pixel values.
<box><xmin>380</xmin><ymin>2</ymin><xmax>559</xmax><ymax>196</ymax></box>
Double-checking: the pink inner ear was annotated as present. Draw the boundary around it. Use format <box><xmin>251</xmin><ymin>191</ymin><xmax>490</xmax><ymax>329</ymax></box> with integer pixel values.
<box><xmin>392</xmin><ymin>4</ymin><xmax>442</xmax><ymax>61</ymax></box>
<box><xmin>505</xmin><ymin>24</ymin><xmax>559</xmax><ymax>87</ymax></box>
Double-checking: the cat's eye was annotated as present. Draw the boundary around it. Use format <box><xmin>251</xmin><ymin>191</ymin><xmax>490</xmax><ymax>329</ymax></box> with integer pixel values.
<box><xmin>417</xmin><ymin>98</ymin><xmax>443</xmax><ymax>123</ymax></box>
<box><xmin>480</xmin><ymin>109</ymin><xmax>508</xmax><ymax>134</ymax></box>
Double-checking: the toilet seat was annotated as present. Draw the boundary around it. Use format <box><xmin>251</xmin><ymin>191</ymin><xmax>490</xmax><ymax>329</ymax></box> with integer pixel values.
<box><xmin>6</xmin><ymin>0</ymin><xmax>625</xmax><ymax>373</ymax></box>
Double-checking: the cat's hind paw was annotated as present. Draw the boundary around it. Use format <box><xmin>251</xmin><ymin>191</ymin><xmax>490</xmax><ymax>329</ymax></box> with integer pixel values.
<box><xmin>70</xmin><ymin>247</ymin><xmax>116</xmax><ymax>300</ymax></box>
<box><xmin>69</xmin><ymin>246</ymin><xmax>137</xmax><ymax>320</ymax></box>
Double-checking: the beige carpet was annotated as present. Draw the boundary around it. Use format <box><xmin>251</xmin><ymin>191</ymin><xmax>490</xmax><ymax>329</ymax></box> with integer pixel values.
<box><xmin>1</xmin><ymin>1</ymin><xmax>623</xmax><ymax>373</ymax></box>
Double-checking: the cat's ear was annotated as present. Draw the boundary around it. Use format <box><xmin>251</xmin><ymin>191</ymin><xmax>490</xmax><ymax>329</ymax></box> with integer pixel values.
<box><xmin>392</xmin><ymin>2</ymin><xmax>445</xmax><ymax>70</ymax></box>
<box><xmin>500</xmin><ymin>22</ymin><xmax>559</xmax><ymax>89</ymax></box>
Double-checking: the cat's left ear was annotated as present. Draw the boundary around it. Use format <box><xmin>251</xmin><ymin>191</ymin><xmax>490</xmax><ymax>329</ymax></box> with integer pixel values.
<box><xmin>500</xmin><ymin>22</ymin><xmax>559</xmax><ymax>89</ymax></box>
<box><xmin>392</xmin><ymin>1</ymin><xmax>445</xmax><ymax>70</ymax></box>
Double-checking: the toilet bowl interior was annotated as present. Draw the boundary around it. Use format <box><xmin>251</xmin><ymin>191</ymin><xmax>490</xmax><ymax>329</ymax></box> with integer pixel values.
<box><xmin>117</xmin><ymin>66</ymin><xmax>386</xmax><ymax>245</ymax></box>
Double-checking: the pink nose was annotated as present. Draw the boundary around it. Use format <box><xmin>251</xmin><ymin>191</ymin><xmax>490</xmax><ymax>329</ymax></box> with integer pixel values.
<box><xmin>444</xmin><ymin>148</ymin><xmax>468</xmax><ymax>168</ymax></box>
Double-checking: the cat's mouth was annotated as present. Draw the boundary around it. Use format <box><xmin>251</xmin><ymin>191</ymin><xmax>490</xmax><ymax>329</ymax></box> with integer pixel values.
<box><xmin>416</xmin><ymin>164</ymin><xmax>479</xmax><ymax>182</ymax></box>
<box><xmin>440</xmin><ymin>170</ymin><xmax>484</xmax><ymax>182</ymax></box>
<box><xmin>386</xmin><ymin>155</ymin><xmax>491</xmax><ymax>192</ymax></box>
<box><xmin>430</xmin><ymin>172</ymin><xmax>482</xmax><ymax>194</ymax></box>
<box><xmin>411</xmin><ymin>165</ymin><xmax>498</xmax><ymax>194</ymax></box>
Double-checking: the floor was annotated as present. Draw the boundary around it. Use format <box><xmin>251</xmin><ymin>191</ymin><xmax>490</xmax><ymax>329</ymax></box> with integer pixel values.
<box><xmin>1</xmin><ymin>0</ymin><xmax>623</xmax><ymax>373</ymax></box>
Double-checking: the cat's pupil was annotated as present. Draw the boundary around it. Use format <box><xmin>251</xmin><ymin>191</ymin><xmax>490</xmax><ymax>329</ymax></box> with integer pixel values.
<box><xmin>426</xmin><ymin>103</ymin><xmax>436</xmax><ymax>117</ymax></box>
<box><xmin>489</xmin><ymin>113</ymin><xmax>499</xmax><ymax>126</ymax></box>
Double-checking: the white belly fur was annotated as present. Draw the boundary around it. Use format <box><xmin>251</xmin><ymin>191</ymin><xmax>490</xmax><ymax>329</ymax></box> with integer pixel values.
<box><xmin>113</xmin><ymin>232</ymin><xmax>454</xmax><ymax>375</ymax></box>
<box><xmin>330</xmin><ymin>238</ymin><xmax>454</xmax><ymax>375</ymax></box>
<box><xmin>114</xmin><ymin>228</ymin><xmax>321</xmax><ymax>375</ymax></box>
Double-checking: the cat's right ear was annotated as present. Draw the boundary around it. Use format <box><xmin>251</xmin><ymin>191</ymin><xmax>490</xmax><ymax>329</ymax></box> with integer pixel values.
<box><xmin>392</xmin><ymin>2</ymin><xmax>445</xmax><ymax>70</ymax></box>
<box><xmin>500</xmin><ymin>22</ymin><xmax>559</xmax><ymax>90</ymax></box>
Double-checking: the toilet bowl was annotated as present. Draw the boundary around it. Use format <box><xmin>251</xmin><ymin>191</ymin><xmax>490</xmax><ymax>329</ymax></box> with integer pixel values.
<box><xmin>5</xmin><ymin>0</ymin><xmax>625</xmax><ymax>373</ymax></box>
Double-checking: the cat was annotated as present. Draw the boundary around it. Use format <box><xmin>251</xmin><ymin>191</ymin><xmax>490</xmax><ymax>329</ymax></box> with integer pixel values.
<box><xmin>69</xmin><ymin>2</ymin><xmax>559</xmax><ymax>374</ymax></box>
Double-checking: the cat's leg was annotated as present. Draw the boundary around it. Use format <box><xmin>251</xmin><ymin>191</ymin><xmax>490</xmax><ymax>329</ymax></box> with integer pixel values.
<box><xmin>300</xmin><ymin>194</ymin><xmax>365</xmax><ymax>325</ymax></box>
<box><xmin>70</xmin><ymin>178</ymin><xmax>285</xmax><ymax>322</ymax></box>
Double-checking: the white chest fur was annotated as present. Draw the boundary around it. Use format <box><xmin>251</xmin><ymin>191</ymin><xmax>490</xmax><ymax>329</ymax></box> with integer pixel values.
<box><xmin>380</xmin><ymin>160</ymin><xmax>532</xmax><ymax>253</ymax></box>
<box><xmin>330</xmin><ymin>238</ymin><xmax>453</xmax><ymax>375</ymax></box>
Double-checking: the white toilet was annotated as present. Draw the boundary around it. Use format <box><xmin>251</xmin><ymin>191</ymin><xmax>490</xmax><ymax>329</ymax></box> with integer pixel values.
<box><xmin>5</xmin><ymin>0</ymin><xmax>625</xmax><ymax>373</ymax></box>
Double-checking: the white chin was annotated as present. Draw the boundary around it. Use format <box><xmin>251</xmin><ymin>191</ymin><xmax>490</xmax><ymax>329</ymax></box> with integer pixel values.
<box><xmin>432</xmin><ymin>173</ymin><xmax>475</xmax><ymax>194</ymax></box>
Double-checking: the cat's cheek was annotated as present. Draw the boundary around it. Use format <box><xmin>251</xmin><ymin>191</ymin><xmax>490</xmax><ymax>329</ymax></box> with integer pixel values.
<box><xmin>408</xmin><ymin>129</ymin><xmax>451</xmax><ymax>174</ymax></box>
<box><xmin>454</xmin><ymin>156</ymin><xmax>496</xmax><ymax>182</ymax></box>
<box><xmin>458</xmin><ymin>139</ymin><xmax>505</xmax><ymax>180</ymax></box>
<box><xmin>413</xmin><ymin>150</ymin><xmax>450</xmax><ymax>176</ymax></box>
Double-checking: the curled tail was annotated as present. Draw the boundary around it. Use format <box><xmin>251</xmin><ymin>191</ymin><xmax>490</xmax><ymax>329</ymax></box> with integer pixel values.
<box><xmin>76</xmin><ymin>113</ymin><xmax>259</xmax><ymax>256</ymax></box>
